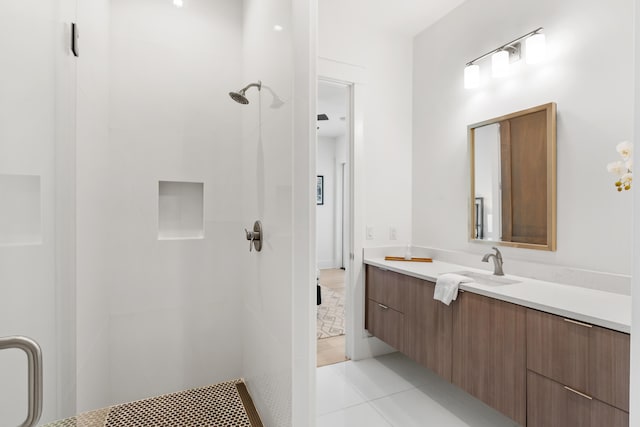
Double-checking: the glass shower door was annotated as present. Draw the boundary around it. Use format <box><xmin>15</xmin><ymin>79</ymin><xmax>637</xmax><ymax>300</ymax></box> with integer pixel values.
<box><xmin>0</xmin><ymin>0</ymin><xmax>77</xmax><ymax>425</ymax></box>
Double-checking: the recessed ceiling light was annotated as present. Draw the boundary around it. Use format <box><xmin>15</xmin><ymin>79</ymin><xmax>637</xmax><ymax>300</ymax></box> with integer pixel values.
<box><xmin>173</xmin><ymin>0</ymin><xmax>183</xmax><ymax>7</ymax></box>
<box><xmin>273</xmin><ymin>25</ymin><xmax>284</xmax><ymax>32</ymax></box>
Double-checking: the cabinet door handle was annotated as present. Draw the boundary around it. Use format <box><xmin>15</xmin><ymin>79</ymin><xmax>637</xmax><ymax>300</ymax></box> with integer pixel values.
<box><xmin>563</xmin><ymin>318</ymin><xmax>593</xmax><ymax>328</ymax></box>
<box><xmin>563</xmin><ymin>386</ymin><xmax>593</xmax><ymax>400</ymax></box>
<box><xmin>377</xmin><ymin>303</ymin><xmax>389</xmax><ymax>310</ymax></box>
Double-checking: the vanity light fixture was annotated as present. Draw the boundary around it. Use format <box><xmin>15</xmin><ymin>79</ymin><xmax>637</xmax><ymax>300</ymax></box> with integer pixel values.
<box><xmin>464</xmin><ymin>27</ymin><xmax>545</xmax><ymax>89</ymax></box>
<box><xmin>491</xmin><ymin>50</ymin><xmax>510</xmax><ymax>78</ymax></box>
<box><xmin>464</xmin><ymin>64</ymin><xmax>480</xmax><ymax>89</ymax></box>
<box><xmin>526</xmin><ymin>32</ymin><xmax>546</xmax><ymax>64</ymax></box>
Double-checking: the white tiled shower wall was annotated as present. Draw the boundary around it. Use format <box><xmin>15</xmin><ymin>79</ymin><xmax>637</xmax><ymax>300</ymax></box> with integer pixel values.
<box><xmin>76</xmin><ymin>1</ymin><xmax>315</xmax><ymax>425</ymax></box>
<box><xmin>77</xmin><ymin>0</ymin><xmax>245</xmax><ymax>411</ymax></box>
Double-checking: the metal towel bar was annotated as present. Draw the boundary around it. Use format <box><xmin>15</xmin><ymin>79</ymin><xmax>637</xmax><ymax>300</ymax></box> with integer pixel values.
<box><xmin>0</xmin><ymin>336</ymin><xmax>43</xmax><ymax>427</ymax></box>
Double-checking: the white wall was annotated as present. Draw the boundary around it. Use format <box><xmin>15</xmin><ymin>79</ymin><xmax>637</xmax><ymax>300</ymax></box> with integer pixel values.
<box><xmin>76</xmin><ymin>0</ymin><xmax>246</xmax><ymax>409</ymax></box>
<box><xmin>318</xmin><ymin>1</ymin><xmax>414</xmax><ymax>362</ymax></box>
<box><xmin>413</xmin><ymin>0</ymin><xmax>634</xmax><ymax>280</ymax></box>
<box><xmin>75</xmin><ymin>1</ymin><xmax>316</xmax><ymax>424</ymax></box>
<box><xmin>291</xmin><ymin>1</ymin><xmax>318</xmax><ymax>424</ymax></box>
<box><xmin>109</xmin><ymin>0</ymin><xmax>245</xmax><ymax>404</ymax></box>
<box><xmin>240</xmin><ymin>0</ymin><xmax>317</xmax><ymax>425</ymax></box>
<box><xmin>317</xmin><ymin>136</ymin><xmax>337</xmax><ymax>268</ymax></box>
<box><xmin>319</xmin><ymin>1</ymin><xmax>413</xmax><ymax>247</ymax></box>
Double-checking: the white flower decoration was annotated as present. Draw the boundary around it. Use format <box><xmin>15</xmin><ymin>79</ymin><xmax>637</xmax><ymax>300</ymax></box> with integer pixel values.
<box><xmin>607</xmin><ymin>161</ymin><xmax>627</xmax><ymax>177</ymax></box>
<box><xmin>616</xmin><ymin>140</ymin><xmax>633</xmax><ymax>160</ymax></box>
<box><xmin>608</xmin><ymin>141</ymin><xmax>633</xmax><ymax>192</ymax></box>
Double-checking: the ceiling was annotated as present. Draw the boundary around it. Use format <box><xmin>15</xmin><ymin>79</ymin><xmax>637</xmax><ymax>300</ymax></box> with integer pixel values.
<box><xmin>327</xmin><ymin>0</ymin><xmax>467</xmax><ymax>38</ymax></box>
<box><xmin>317</xmin><ymin>1</ymin><xmax>467</xmax><ymax>137</ymax></box>
<box><xmin>317</xmin><ymin>81</ymin><xmax>348</xmax><ymax>138</ymax></box>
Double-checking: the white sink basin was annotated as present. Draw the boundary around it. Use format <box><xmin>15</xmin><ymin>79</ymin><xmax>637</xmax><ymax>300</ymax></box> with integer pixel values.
<box><xmin>452</xmin><ymin>271</ymin><xmax>521</xmax><ymax>286</ymax></box>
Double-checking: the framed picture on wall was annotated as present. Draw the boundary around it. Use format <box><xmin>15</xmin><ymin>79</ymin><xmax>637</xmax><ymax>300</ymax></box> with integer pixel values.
<box><xmin>317</xmin><ymin>175</ymin><xmax>324</xmax><ymax>205</ymax></box>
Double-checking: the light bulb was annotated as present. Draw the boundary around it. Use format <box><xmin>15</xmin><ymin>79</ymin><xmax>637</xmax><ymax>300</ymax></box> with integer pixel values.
<box><xmin>491</xmin><ymin>50</ymin><xmax>510</xmax><ymax>78</ymax></box>
<box><xmin>464</xmin><ymin>64</ymin><xmax>480</xmax><ymax>89</ymax></box>
<box><xmin>526</xmin><ymin>33</ymin><xmax>546</xmax><ymax>64</ymax></box>
<box><xmin>173</xmin><ymin>0</ymin><xmax>183</xmax><ymax>7</ymax></box>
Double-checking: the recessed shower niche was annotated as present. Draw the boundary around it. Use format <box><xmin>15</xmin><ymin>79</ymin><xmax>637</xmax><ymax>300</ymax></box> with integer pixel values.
<box><xmin>158</xmin><ymin>181</ymin><xmax>205</xmax><ymax>240</ymax></box>
<box><xmin>0</xmin><ymin>174</ymin><xmax>42</xmax><ymax>245</ymax></box>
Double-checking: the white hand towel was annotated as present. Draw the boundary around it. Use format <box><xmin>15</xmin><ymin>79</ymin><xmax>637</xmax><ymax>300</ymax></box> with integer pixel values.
<box><xmin>434</xmin><ymin>273</ymin><xmax>475</xmax><ymax>305</ymax></box>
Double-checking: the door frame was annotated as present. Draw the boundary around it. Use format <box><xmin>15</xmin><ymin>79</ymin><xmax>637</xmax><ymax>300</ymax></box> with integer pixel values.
<box><xmin>318</xmin><ymin>57</ymin><xmax>371</xmax><ymax>361</ymax></box>
<box><xmin>318</xmin><ymin>57</ymin><xmax>396</xmax><ymax>362</ymax></box>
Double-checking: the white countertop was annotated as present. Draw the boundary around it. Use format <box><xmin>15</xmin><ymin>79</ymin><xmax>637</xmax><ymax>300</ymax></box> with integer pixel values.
<box><xmin>364</xmin><ymin>257</ymin><xmax>631</xmax><ymax>334</ymax></box>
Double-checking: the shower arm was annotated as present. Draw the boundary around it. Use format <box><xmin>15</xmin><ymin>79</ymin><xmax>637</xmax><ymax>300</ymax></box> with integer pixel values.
<box><xmin>240</xmin><ymin>81</ymin><xmax>262</xmax><ymax>93</ymax></box>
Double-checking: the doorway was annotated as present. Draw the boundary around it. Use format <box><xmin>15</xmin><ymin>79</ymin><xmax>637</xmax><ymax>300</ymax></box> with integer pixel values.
<box><xmin>316</xmin><ymin>80</ymin><xmax>350</xmax><ymax>367</ymax></box>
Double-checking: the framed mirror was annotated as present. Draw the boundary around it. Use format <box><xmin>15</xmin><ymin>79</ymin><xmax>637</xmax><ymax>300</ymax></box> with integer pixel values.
<box><xmin>469</xmin><ymin>102</ymin><xmax>556</xmax><ymax>251</ymax></box>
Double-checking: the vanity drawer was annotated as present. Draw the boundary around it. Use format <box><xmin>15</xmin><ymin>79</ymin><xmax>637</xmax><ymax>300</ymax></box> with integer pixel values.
<box><xmin>527</xmin><ymin>309</ymin><xmax>590</xmax><ymax>395</ymax></box>
<box><xmin>527</xmin><ymin>370</ymin><xmax>628</xmax><ymax>427</ymax></box>
<box><xmin>590</xmin><ymin>325</ymin><xmax>630</xmax><ymax>411</ymax></box>
<box><xmin>526</xmin><ymin>309</ymin><xmax>629</xmax><ymax>411</ymax></box>
<box><xmin>367</xmin><ymin>299</ymin><xmax>404</xmax><ymax>351</ymax></box>
<box><xmin>366</xmin><ymin>265</ymin><xmax>406</xmax><ymax>312</ymax></box>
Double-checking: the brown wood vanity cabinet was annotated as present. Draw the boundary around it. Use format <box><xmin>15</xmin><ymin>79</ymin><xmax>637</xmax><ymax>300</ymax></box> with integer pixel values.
<box><xmin>527</xmin><ymin>371</ymin><xmax>628</xmax><ymax>427</ymax></box>
<box><xmin>366</xmin><ymin>299</ymin><xmax>404</xmax><ymax>352</ymax></box>
<box><xmin>403</xmin><ymin>273</ymin><xmax>453</xmax><ymax>380</ymax></box>
<box><xmin>526</xmin><ymin>309</ymin><xmax>630</xmax><ymax>426</ymax></box>
<box><xmin>366</xmin><ymin>266</ymin><xmax>526</xmax><ymax>425</ymax></box>
<box><xmin>365</xmin><ymin>265</ymin><xmax>630</xmax><ymax>427</ymax></box>
<box><xmin>365</xmin><ymin>266</ymin><xmax>406</xmax><ymax>352</ymax></box>
<box><xmin>365</xmin><ymin>266</ymin><xmax>452</xmax><ymax>378</ymax></box>
<box><xmin>452</xmin><ymin>291</ymin><xmax>527</xmax><ymax>426</ymax></box>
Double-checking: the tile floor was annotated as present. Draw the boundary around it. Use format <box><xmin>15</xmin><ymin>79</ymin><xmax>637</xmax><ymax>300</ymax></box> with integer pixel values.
<box><xmin>317</xmin><ymin>352</ymin><xmax>520</xmax><ymax>427</ymax></box>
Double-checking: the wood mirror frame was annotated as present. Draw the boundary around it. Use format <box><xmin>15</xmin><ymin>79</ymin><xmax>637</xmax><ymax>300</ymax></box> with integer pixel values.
<box><xmin>469</xmin><ymin>102</ymin><xmax>557</xmax><ymax>251</ymax></box>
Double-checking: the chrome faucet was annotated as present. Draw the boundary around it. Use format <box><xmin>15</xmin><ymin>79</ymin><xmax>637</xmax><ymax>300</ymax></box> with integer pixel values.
<box><xmin>482</xmin><ymin>247</ymin><xmax>504</xmax><ymax>276</ymax></box>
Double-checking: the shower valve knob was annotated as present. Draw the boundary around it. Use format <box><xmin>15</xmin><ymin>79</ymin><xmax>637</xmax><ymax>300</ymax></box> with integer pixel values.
<box><xmin>245</xmin><ymin>221</ymin><xmax>263</xmax><ymax>252</ymax></box>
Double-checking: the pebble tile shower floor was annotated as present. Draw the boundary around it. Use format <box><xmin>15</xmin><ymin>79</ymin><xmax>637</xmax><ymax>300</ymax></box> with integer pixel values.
<box><xmin>41</xmin><ymin>379</ymin><xmax>263</xmax><ymax>427</ymax></box>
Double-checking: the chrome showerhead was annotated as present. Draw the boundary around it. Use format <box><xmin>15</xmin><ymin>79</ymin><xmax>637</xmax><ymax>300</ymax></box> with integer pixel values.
<box><xmin>229</xmin><ymin>91</ymin><xmax>249</xmax><ymax>104</ymax></box>
<box><xmin>229</xmin><ymin>81</ymin><xmax>262</xmax><ymax>104</ymax></box>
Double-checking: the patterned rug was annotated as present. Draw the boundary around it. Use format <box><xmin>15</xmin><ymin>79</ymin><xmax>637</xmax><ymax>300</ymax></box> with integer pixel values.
<box><xmin>317</xmin><ymin>286</ymin><xmax>345</xmax><ymax>339</ymax></box>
